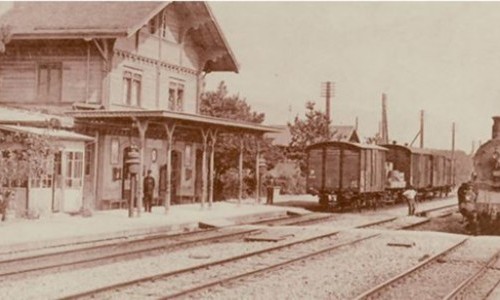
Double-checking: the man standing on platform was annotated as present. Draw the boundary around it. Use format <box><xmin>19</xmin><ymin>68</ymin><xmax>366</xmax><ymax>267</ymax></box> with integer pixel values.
<box><xmin>143</xmin><ymin>170</ymin><xmax>155</xmax><ymax>213</ymax></box>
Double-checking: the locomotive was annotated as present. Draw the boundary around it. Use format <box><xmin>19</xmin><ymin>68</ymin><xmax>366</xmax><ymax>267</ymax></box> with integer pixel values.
<box><xmin>306</xmin><ymin>141</ymin><xmax>454</xmax><ymax>211</ymax></box>
<box><xmin>459</xmin><ymin>117</ymin><xmax>500</xmax><ymax>234</ymax></box>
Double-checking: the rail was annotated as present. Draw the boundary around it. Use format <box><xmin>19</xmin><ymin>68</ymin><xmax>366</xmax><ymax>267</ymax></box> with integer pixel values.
<box><xmin>354</xmin><ymin>238</ymin><xmax>468</xmax><ymax>300</ymax></box>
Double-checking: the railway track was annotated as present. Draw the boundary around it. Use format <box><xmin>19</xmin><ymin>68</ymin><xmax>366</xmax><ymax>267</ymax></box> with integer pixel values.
<box><xmin>0</xmin><ymin>202</ymin><xmax>460</xmax><ymax>299</ymax></box>
<box><xmin>354</xmin><ymin>238</ymin><xmax>485</xmax><ymax>300</ymax></box>
<box><xmin>60</xmin><ymin>214</ymin><xmax>438</xmax><ymax>299</ymax></box>
<box><xmin>63</xmin><ymin>229</ymin><xmax>379</xmax><ymax>299</ymax></box>
<box><xmin>0</xmin><ymin>213</ymin><xmax>335</xmax><ymax>280</ymax></box>
<box><xmin>443</xmin><ymin>250</ymin><xmax>500</xmax><ymax>300</ymax></box>
<box><xmin>0</xmin><ymin>227</ymin><xmax>261</xmax><ymax>281</ymax></box>
<box><xmin>415</xmin><ymin>203</ymin><xmax>458</xmax><ymax>217</ymax></box>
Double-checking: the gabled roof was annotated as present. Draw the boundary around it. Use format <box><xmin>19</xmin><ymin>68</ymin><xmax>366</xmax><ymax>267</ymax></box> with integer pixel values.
<box><xmin>266</xmin><ymin>125</ymin><xmax>360</xmax><ymax>146</ymax></box>
<box><xmin>331</xmin><ymin>125</ymin><xmax>360</xmax><ymax>143</ymax></box>
<box><xmin>0</xmin><ymin>2</ymin><xmax>238</xmax><ymax>72</ymax></box>
<box><xmin>0</xmin><ymin>2</ymin><xmax>167</xmax><ymax>38</ymax></box>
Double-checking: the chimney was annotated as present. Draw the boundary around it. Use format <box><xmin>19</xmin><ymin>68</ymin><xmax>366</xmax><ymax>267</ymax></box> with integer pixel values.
<box><xmin>492</xmin><ymin>116</ymin><xmax>500</xmax><ymax>139</ymax></box>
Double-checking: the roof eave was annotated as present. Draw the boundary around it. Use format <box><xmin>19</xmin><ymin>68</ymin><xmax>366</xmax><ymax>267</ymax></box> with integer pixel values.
<box><xmin>11</xmin><ymin>31</ymin><xmax>128</xmax><ymax>40</ymax></box>
<box><xmin>202</xmin><ymin>2</ymin><xmax>240</xmax><ymax>73</ymax></box>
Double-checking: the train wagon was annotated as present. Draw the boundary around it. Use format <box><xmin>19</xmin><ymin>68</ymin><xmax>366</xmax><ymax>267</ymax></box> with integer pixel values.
<box><xmin>306</xmin><ymin>141</ymin><xmax>387</xmax><ymax>210</ymax></box>
<box><xmin>382</xmin><ymin>144</ymin><xmax>453</xmax><ymax>197</ymax></box>
<box><xmin>431</xmin><ymin>153</ymin><xmax>453</xmax><ymax>196</ymax></box>
<box><xmin>382</xmin><ymin>144</ymin><xmax>432</xmax><ymax>191</ymax></box>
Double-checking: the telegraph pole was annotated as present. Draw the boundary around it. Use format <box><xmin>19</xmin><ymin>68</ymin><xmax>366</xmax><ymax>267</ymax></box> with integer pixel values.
<box><xmin>420</xmin><ymin>110</ymin><xmax>425</xmax><ymax>148</ymax></box>
<box><xmin>381</xmin><ymin>93</ymin><xmax>389</xmax><ymax>144</ymax></box>
<box><xmin>451</xmin><ymin>122</ymin><xmax>455</xmax><ymax>185</ymax></box>
<box><xmin>321</xmin><ymin>81</ymin><xmax>335</xmax><ymax>139</ymax></box>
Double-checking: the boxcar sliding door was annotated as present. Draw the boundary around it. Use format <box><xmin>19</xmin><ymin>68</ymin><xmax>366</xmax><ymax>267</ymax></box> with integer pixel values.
<box><xmin>341</xmin><ymin>148</ymin><xmax>360</xmax><ymax>191</ymax></box>
<box><xmin>324</xmin><ymin>147</ymin><xmax>341</xmax><ymax>191</ymax></box>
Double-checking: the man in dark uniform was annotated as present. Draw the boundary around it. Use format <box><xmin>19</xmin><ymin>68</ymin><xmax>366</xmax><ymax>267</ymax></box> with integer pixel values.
<box><xmin>143</xmin><ymin>170</ymin><xmax>155</xmax><ymax>213</ymax></box>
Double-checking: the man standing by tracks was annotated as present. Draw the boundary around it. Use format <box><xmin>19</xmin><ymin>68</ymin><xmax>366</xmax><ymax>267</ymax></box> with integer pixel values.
<box><xmin>402</xmin><ymin>185</ymin><xmax>417</xmax><ymax>216</ymax></box>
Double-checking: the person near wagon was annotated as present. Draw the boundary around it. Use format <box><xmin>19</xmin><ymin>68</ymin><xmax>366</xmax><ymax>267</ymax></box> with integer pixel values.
<box><xmin>143</xmin><ymin>170</ymin><xmax>155</xmax><ymax>213</ymax></box>
<box><xmin>402</xmin><ymin>185</ymin><xmax>417</xmax><ymax>216</ymax></box>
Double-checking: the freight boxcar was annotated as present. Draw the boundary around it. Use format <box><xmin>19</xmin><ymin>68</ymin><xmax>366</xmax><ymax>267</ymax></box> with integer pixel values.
<box><xmin>306</xmin><ymin>141</ymin><xmax>387</xmax><ymax>210</ymax></box>
<box><xmin>382</xmin><ymin>144</ymin><xmax>453</xmax><ymax>197</ymax></box>
<box><xmin>431</xmin><ymin>152</ymin><xmax>453</xmax><ymax>196</ymax></box>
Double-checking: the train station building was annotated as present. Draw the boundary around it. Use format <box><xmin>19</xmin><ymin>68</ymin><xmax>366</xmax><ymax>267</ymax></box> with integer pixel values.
<box><xmin>0</xmin><ymin>2</ymin><xmax>278</xmax><ymax>217</ymax></box>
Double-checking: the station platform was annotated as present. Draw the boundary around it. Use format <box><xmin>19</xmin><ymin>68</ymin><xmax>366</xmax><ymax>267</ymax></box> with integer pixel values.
<box><xmin>0</xmin><ymin>201</ymin><xmax>309</xmax><ymax>254</ymax></box>
<box><xmin>0</xmin><ymin>194</ymin><xmax>459</xmax><ymax>255</ymax></box>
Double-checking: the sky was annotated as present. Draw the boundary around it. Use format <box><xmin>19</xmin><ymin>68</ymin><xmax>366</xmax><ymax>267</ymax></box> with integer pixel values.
<box><xmin>0</xmin><ymin>1</ymin><xmax>498</xmax><ymax>152</ymax></box>
<box><xmin>205</xmin><ymin>2</ymin><xmax>500</xmax><ymax>152</ymax></box>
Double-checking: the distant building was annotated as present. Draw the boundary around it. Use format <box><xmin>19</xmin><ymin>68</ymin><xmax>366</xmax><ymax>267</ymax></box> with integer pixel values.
<box><xmin>267</xmin><ymin>125</ymin><xmax>360</xmax><ymax>147</ymax></box>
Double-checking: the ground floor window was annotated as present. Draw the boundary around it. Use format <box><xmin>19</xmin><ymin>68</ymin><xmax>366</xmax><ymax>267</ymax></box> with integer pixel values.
<box><xmin>30</xmin><ymin>158</ymin><xmax>54</xmax><ymax>188</ymax></box>
<box><xmin>65</xmin><ymin>151</ymin><xmax>84</xmax><ymax>188</ymax></box>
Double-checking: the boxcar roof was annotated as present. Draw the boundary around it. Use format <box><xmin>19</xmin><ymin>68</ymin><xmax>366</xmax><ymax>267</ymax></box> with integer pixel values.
<box><xmin>381</xmin><ymin>144</ymin><xmax>446</xmax><ymax>156</ymax></box>
<box><xmin>306</xmin><ymin>141</ymin><xmax>388</xmax><ymax>151</ymax></box>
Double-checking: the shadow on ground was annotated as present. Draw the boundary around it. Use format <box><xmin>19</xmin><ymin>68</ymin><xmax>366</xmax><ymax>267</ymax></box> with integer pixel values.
<box><xmin>272</xmin><ymin>200</ymin><xmax>324</xmax><ymax>212</ymax></box>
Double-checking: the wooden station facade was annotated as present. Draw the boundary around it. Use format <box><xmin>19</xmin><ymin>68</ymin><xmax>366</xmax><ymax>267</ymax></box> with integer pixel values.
<box><xmin>0</xmin><ymin>2</ymin><xmax>278</xmax><ymax>214</ymax></box>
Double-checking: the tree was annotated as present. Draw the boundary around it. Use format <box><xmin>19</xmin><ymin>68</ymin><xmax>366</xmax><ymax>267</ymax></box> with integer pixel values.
<box><xmin>200</xmin><ymin>81</ymin><xmax>283</xmax><ymax>199</ymax></box>
<box><xmin>287</xmin><ymin>101</ymin><xmax>332</xmax><ymax>173</ymax></box>
<box><xmin>0</xmin><ymin>130</ymin><xmax>57</xmax><ymax>216</ymax></box>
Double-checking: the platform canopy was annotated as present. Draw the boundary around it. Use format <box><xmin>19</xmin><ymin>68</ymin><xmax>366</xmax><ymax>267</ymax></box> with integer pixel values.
<box><xmin>67</xmin><ymin>109</ymin><xmax>281</xmax><ymax>136</ymax></box>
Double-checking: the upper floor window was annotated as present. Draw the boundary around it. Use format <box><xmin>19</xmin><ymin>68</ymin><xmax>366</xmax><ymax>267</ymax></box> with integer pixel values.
<box><xmin>123</xmin><ymin>70</ymin><xmax>142</xmax><ymax>106</ymax></box>
<box><xmin>146</xmin><ymin>10</ymin><xmax>179</xmax><ymax>43</ymax></box>
<box><xmin>168</xmin><ymin>81</ymin><xmax>184</xmax><ymax>111</ymax></box>
<box><xmin>148</xmin><ymin>16</ymin><xmax>158</xmax><ymax>35</ymax></box>
<box><xmin>37</xmin><ymin>62</ymin><xmax>62</xmax><ymax>102</ymax></box>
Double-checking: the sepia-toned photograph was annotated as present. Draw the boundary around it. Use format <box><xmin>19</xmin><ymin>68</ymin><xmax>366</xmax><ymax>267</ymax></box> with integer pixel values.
<box><xmin>0</xmin><ymin>1</ymin><xmax>499</xmax><ymax>299</ymax></box>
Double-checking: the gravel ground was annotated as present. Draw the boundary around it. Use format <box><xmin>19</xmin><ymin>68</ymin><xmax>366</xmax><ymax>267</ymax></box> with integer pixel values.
<box><xmin>0</xmin><ymin>226</ymin><xmax>340</xmax><ymax>299</ymax></box>
<box><xmin>311</xmin><ymin>213</ymin><xmax>396</xmax><ymax>229</ymax></box>
<box><xmin>367</xmin><ymin>237</ymin><xmax>500</xmax><ymax>300</ymax></box>
<box><xmin>445</xmin><ymin>236</ymin><xmax>500</xmax><ymax>263</ymax></box>
<box><xmin>187</xmin><ymin>230</ymin><xmax>465</xmax><ymax>300</ymax></box>
<box><xmin>411</xmin><ymin>212</ymin><xmax>469</xmax><ymax>235</ymax></box>
<box><xmin>367</xmin><ymin>216</ymin><xmax>429</xmax><ymax>230</ymax></box>
<box><xmin>371</xmin><ymin>260</ymin><xmax>481</xmax><ymax>300</ymax></box>
<box><xmin>487</xmin><ymin>279</ymin><xmax>500</xmax><ymax>300</ymax></box>
<box><xmin>456</xmin><ymin>268</ymin><xmax>500</xmax><ymax>299</ymax></box>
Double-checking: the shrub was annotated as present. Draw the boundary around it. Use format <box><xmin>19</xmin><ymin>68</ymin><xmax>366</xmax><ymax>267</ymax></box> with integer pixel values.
<box><xmin>267</xmin><ymin>161</ymin><xmax>306</xmax><ymax>195</ymax></box>
<box><xmin>216</xmin><ymin>168</ymin><xmax>253</xmax><ymax>200</ymax></box>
